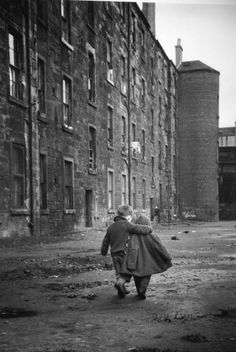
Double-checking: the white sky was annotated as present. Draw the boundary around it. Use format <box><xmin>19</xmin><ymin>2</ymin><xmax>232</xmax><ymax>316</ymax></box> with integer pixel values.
<box><xmin>151</xmin><ymin>0</ymin><xmax>236</xmax><ymax>127</ymax></box>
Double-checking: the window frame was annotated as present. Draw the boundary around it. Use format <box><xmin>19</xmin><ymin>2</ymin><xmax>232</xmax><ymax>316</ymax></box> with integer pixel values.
<box><xmin>87</xmin><ymin>44</ymin><xmax>96</xmax><ymax>104</ymax></box>
<box><xmin>39</xmin><ymin>151</ymin><xmax>48</xmax><ymax>211</ymax></box>
<box><xmin>88</xmin><ymin>125</ymin><xmax>97</xmax><ymax>172</ymax></box>
<box><xmin>63</xmin><ymin>157</ymin><xmax>74</xmax><ymax>212</ymax></box>
<box><xmin>61</xmin><ymin>0</ymin><xmax>71</xmax><ymax>45</ymax></box>
<box><xmin>107</xmin><ymin>104</ymin><xmax>114</xmax><ymax>148</ymax></box>
<box><xmin>62</xmin><ymin>73</ymin><xmax>73</xmax><ymax>129</ymax></box>
<box><xmin>37</xmin><ymin>55</ymin><xmax>46</xmax><ymax>116</ymax></box>
<box><xmin>108</xmin><ymin>168</ymin><xmax>115</xmax><ymax>212</ymax></box>
<box><xmin>132</xmin><ymin>176</ymin><xmax>137</xmax><ymax>209</ymax></box>
<box><xmin>8</xmin><ymin>28</ymin><xmax>25</xmax><ymax>103</ymax></box>
<box><xmin>106</xmin><ymin>37</ymin><xmax>114</xmax><ymax>84</ymax></box>
<box><xmin>10</xmin><ymin>142</ymin><xmax>26</xmax><ymax>210</ymax></box>
<box><xmin>121</xmin><ymin>173</ymin><xmax>127</xmax><ymax>205</ymax></box>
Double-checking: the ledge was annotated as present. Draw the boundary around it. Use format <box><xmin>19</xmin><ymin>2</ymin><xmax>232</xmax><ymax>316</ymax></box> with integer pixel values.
<box><xmin>10</xmin><ymin>208</ymin><xmax>29</xmax><ymax>216</ymax></box>
<box><xmin>62</xmin><ymin>124</ymin><xmax>74</xmax><ymax>134</ymax></box>
<box><xmin>9</xmin><ymin>96</ymin><xmax>28</xmax><ymax>109</ymax></box>
<box><xmin>61</xmin><ymin>37</ymin><xmax>74</xmax><ymax>52</ymax></box>
<box><xmin>88</xmin><ymin>168</ymin><xmax>97</xmax><ymax>175</ymax></box>
<box><xmin>88</xmin><ymin>100</ymin><xmax>97</xmax><ymax>109</ymax></box>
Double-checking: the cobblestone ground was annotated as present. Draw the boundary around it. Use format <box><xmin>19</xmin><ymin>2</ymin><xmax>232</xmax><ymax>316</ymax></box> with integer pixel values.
<box><xmin>0</xmin><ymin>221</ymin><xmax>236</xmax><ymax>352</ymax></box>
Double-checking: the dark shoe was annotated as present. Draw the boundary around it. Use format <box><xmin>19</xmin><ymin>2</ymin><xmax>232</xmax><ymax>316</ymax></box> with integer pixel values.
<box><xmin>137</xmin><ymin>292</ymin><xmax>146</xmax><ymax>300</ymax></box>
<box><xmin>114</xmin><ymin>283</ymin><xmax>130</xmax><ymax>295</ymax></box>
<box><xmin>114</xmin><ymin>282</ymin><xmax>125</xmax><ymax>298</ymax></box>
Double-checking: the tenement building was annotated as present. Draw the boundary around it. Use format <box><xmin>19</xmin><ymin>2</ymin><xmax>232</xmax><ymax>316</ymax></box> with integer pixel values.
<box><xmin>219</xmin><ymin>124</ymin><xmax>236</xmax><ymax>220</ymax></box>
<box><xmin>0</xmin><ymin>1</ymin><xmax>219</xmax><ymax>238</ymax></box>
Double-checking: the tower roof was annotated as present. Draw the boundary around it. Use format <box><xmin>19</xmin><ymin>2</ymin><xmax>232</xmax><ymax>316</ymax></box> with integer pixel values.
<box><xmin>179</xmin><ymin>60</ymin><xmax>219</xmax><ymax>74</ymax></box>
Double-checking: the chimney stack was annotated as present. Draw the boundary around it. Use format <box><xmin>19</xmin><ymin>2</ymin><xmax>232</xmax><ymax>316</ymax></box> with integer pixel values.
<box><xmin>142</xmin><ymin>3</ymin><xmax>156</xmax><ymax>37</ymax></box>
<box><xmin>175</xmin><ymin>38</ymin><xmax>183</xmax><ymax>68</ymax></box>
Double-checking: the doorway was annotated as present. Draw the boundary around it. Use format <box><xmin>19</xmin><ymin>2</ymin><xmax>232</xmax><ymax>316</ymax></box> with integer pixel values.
<box><xmin>85</xmin><ymin>190</ymin><xmax>93</xmax><ymax>227</ymax></box>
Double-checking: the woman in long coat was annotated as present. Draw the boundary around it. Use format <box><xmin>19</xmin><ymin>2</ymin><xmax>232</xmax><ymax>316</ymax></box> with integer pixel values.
<box><xmin>120</xmin><ymin>214</ymin><xmax>172</xmax><ymax>299</ymax></box>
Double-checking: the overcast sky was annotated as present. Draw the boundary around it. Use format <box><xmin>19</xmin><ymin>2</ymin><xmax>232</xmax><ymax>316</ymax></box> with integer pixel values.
<box><xmin>151</xmin><ymin>0</ymin><xmax>236</xmax><ymax>127</ymax></box>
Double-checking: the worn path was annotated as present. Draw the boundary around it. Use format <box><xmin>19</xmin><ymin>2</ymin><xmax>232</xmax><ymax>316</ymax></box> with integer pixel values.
<box><xmin>0</xmin><ymin>221</ymin><xmax>236</xmax><ymax>352</ymax></box>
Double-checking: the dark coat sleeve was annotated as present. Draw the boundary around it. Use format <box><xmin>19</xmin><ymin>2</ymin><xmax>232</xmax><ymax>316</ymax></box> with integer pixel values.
<box><xmin>127</xmin><ymin>223</ymin><xmax>152</xmax><ymax>235</ymax></box>
<box><xmin>101</xmin><ymin>231</ymin><xmax>110</xmax><ymax>255</ymax></box>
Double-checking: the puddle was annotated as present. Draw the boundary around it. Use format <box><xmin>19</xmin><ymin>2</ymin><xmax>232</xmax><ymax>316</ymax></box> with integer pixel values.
<box><xmin>0</xmin><ymin>307</ymin><xmax>37</xmax><ymax>318</ymax></box>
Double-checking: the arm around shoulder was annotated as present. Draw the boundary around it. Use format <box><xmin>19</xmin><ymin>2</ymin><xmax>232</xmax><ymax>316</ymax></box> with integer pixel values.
<box><xmin>128</xmin><ymin>223</ymin><xmax>153</xmax><ymax>235</ymax></box>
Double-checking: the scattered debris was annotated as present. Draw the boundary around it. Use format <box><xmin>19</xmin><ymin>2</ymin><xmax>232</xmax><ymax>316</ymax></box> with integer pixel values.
<box><xmin>181</xmin><ymin>333</ymin><xmax>207</xmax><ymax>343</ymax></box>
<box><xmin>171</xmin><ymin>235</ymin><xmax>179</xmax><ymax>240</ymax></box>
<box><xmin>81</xmin><ymin>292</ymin><xmax>97</xmax><ymax>300</ymax></box>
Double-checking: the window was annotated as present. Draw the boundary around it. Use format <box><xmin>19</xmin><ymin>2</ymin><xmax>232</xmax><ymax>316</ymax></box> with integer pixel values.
<box><xmin>11</xmin><ymin>144</ymin><xmax>25</xmax><ymax>208</ymax></box>
<box><xmin>64</xmin><ymin>159</ymin><xmax>73</xmax><ymax>209</ymax></box>
<box><xmin>151</xmin><ymin>109</ymin><xmax>154</xmax><ymax>141</ymax></box>
<box><xmin>165</xmin><ymin>145</ymin><xmax>168</xmax><ymax>169</ymax></box>
<box><xmin>159</xmin><ymin>183</ymin><xmax>163</xmax><ymax>209</ymax></box>
<box><xmin>141</xmin><ymin>78</ymin><xmax>145</xmax><ymax>107</ymax></box>
<box><xmin>141</xmin><ymin>129</ymin><xmax>146</xmax><ymax>160</ymax></box>
<box><xmin>61</xmin><ymin>0</ymin><xmax>71</xmax><ymax>43</ymax></box>
<box><xmin>108</xmin><ymin>170</ymin><xmax>114</xmax><ymax>211</ymax></box>
<box><xmin>121</xmin><ymin>116</ymin><xmax>127</xmax><ymax>148</ymax></box>
<box><xmin>132</xmin><ymin>122</ymin><xmax>136</xmax><ymax>157</ymax></box>
<box><xmin>88</xmin><ymin>51</ymin><xmax>95</xmax><ymax>102</ymax></box>
<box><xmin>62</xmin><ymin>76</ymin><xmax>72</xmax><ymax>127</ymax></box>
<box><xmin>131</xmin><ymin>13</ymin><xmax>136</xmax><ymax>46</ymax></box>
<box><xmin>132</xmin><ymin>177</ymin><xmax>137</xmax><ymax>209</ymax></box>
<box><xmin>89</xmin><ymin>126</ymin><xmax>96</xmax><ymax>170</ymax></box>
<box><xmin>8</xmin><ymin>30</ymin><xmax>24</xmax><ymax>100</ymax></box>
<box><xmin>131</xmin><ymin>67</ymin><xmax>136</xmax><ymax>101</ymax></box>
<box><xmin>121</xmin><ymin>2</ymin><xmax>126</xmax><ymax>22</ymax></box>
<box><xmin>40</xmin><ymin>153</ymin><xmax>47</xmax><ymax>209</ymax></box>
<box><xmin>151</xmin><ymin>57</ymin><xmax>154</xmax><ymax>92</ymax></box>
<box><xmin>37</xmin><ymin>0</ymin><xmax>47</xmax><ymax>23</ymax></box>
<box><xmin>121</xmin><ymin>56</ymin><xmax>126</xmax><ymax>80</ymax></box>
<box><xmin>107</xmin><ymin>39</ymin><xmax>113</xmax><ymax>83</ymax></box>
<box><xmin>151</xmin><ymin>156</ymin><xmax>154</xmax><ymax>176</ymax></box>
<box><xmin>142</xmin><ymin>179</ymin><xmax>146</xmax><ymax>209</ymax></box>
<box><xmin>141</xmin><ymin>28</ymin><xmax>145</xmax><ymax>48</ymax></box>
<box><xmin>159</xmin><ymin>141</ymin><xmax>162</xmax><ymax>169</ymax></box>
<box><xmin>159</xmin><ymin>97</ymin><xmax>162</xmax><ymax>126</ymax></box>
<box><xmin>121</xmin><ymin>174</ymin><xmax>127</xmax><ymax>205</ymax></box>
<box><xmin>37</xmin><ymin>58</ymin><xmax>46</xmax><ymax>114</ymax></box>
<box><xmin>107</xmin><ymin>106</ymin><xmax>113</xmax><ymax>147</ymax></box>
<box><xmin>88</xmin><ymin>2</ymin><xmax>95</xmax><ymax>28</ymax></box>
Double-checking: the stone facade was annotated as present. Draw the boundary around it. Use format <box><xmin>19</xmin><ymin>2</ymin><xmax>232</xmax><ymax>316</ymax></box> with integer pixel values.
<box><xmin>0</xmin><ymin>1</ymin><xmax>219</xmax><ymax>238</ymax></box>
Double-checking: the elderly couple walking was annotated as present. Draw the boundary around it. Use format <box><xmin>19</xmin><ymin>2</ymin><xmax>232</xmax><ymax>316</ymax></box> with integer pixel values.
<box><xmin>101</xmin><ymin>205</ymin><xmax>172</xmax><ymax>299</ymax></box>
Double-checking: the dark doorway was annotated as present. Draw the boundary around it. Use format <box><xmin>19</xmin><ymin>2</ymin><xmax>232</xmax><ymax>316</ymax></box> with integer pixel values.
<box><xmin>85</xmin><ymin>190</ymin><xmax>93</xmax><ymax>227</ymax></box>
<box><xmin>150</xmin><ymin>197</ymin><xmax>154</xmax><ymax>221</ymax></box>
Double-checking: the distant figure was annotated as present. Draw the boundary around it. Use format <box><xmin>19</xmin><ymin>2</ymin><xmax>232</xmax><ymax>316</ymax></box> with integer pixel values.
<box><xmin>154</xmin><ymin>206</ymin><xmax>160</xmax><ymax>223</ymax></box>
<box><xmin>101</xmin><ymin>205</ymin><xmax>153</xmax><ymax>298</ymax></box>
<box><xmin>120</xmin><ymin>214</ymin><xmax>172</xmax><ymax>299</ymax></box>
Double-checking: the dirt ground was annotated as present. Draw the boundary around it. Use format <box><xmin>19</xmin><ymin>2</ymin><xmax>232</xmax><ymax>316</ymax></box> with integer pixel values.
<box><xmin>0</xmin><ymin>221</ymin><xmax>236</xmax><ymax>352</ymax></box>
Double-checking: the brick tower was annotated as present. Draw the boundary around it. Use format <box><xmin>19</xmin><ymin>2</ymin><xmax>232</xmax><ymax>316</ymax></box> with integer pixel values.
<box><xmin>177</xmin><ymin>60</ymin><xmax>220</xmax><ymax>221</ymax></box>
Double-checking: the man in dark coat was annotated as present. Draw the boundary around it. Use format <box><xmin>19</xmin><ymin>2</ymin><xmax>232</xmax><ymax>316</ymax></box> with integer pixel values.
<box><xmin>101</xmin><ymin>205</ymin><xmax>153</xmax><ymax>298</ymax></box>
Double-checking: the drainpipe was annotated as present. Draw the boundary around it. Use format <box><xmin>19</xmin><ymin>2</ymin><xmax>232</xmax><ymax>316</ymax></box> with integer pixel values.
<box><xmin>26</xmin><ymin>0</ymin><xmax>34</xmax><ymax>235</ymax></box>
<box><xmin>127</xmin><ymin>3</ymin><xmax>131</xmax><ymax>205</ymax></box>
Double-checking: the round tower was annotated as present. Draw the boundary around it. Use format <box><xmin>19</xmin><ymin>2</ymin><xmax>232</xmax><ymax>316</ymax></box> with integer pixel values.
<box><xmin>177</xmin><ymin>60</ymin><xmax>220</xmax><ymax>221</ymax></box>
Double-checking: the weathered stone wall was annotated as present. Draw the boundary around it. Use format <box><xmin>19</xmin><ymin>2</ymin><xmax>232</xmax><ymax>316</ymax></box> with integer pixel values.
<box><xmin>177</xmin><ymin>67</ymin><xmax>219</xmax><ymax>221</ymax></box>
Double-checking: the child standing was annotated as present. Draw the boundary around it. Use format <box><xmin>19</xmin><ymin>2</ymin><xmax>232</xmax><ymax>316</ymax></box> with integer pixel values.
<box><xmin>101</xmin><ymin>205</ymin><xmax>152</xmax><ymax>298</ymax></box>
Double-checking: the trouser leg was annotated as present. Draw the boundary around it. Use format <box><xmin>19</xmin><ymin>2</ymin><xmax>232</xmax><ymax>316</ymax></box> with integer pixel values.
<box><xmin>138</xmin><ymin>275</ymin><xmax>151</xmax><ymax>295</ymax></box>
